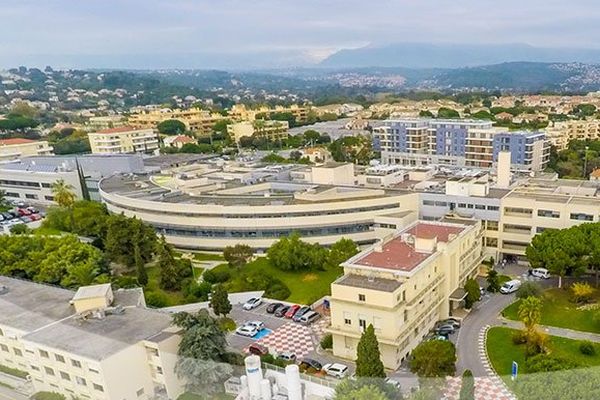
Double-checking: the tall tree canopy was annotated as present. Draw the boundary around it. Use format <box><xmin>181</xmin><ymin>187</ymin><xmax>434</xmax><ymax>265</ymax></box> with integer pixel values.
<box><xmin>355</xmin><ymin>324</ymin><xmax>386</xmax><ymax>378</ymax></box>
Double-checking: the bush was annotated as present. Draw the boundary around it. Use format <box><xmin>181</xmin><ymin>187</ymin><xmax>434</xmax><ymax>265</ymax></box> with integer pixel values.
<box><xmin>512</xmin><ymin>330</ymin><xmax>528</xmax><ymax>345</ymax></box>
<box><xmin>145</xmin><ymin>291</ymin><xmax>170</xmax><ymax>307</ymax></box>
<box><xmin>184</xmin><ymin>281</ymin><xmax>212</xmax><ymax>301</ymax></box>
<box><xmin>264</xmin><ymin>279</ymin><xmax>291</xmax><ymax>300</ymax></box>
<box><xmin>260</xmin><ymin>353</ymin><xmax>287</xmax><ymax>368</ymax></box>
<box><xmin>320</xmin><ymin>333</ymin><xmax>333</xmax><ymax>349</ymax></box>
<box><xmin>31</xmin><ymin>393</ymin><xmax>65</xmax><ymax>400</ymax></box>
<box><xmin>203</xmin><ymin>268</ymin><xmax>230</xmax><ymax>284</ymax></box>
<box><xmin>525</xmin><ymin>354</ymin><xmax>579</xmax><ymax>373</ymax></box>
<box><xmin>571</xmin><ymin>282</ymin><xmax>594</xmax><ymax>304</ymax></box>
<box><xmin>218</xmin><ymin>317</ymin><xmax>236</xmax><ymax>332</ymax></box>
<box><xmin>222</xmin><ymin>351</ymin><xmax>245</xmax><ymax>366</ymax></box>
<box><xmin>516</xmin><ymin>281</ymin><xmax>542</xmax><ymax>299</ymax></box>
<box><xmin>112</xmin><ymin>275</ymin><xmax>140</xmax><ymax>289</ymax></box>
<box><xmin>579</xmin><ymin>341</ymin><xmax>596</xmax><ymax>356</ymax></box>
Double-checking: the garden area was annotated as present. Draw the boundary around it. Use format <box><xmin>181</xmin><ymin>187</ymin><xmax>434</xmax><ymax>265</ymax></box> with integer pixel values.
<box><xmin>502</xmin><ymin>286</ymin><xmax>600</xmax><ymax>334</ymax></box>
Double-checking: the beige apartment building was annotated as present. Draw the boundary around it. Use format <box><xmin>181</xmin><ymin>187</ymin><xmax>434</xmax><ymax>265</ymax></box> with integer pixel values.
<box><xmin>87</xmin><ymin>115</ymin><xmax>127</xmax><ymax>131</ymax></box>
<box><xmin>0</xmin><ymin>138</ymin><xmax>53</xmax><ymax>162</ymax></box>
<box><xmin>545</xmin><ymin>119</ymin><xmax>600</xmax><ymax>150</ymax></box>
<box><xmin>88</xmin><ymin>126</ymin><xmax>159</xmax><ymax>154</ymax></box>
<box><xmin>328</xmin><ymin>220</ymin><xmax>483</xmax><ymax>369</ymax></box>
<box><xmin>229</xmin><ymin>104</ymin><xmax>309</xmax><ymax>124</ymax></box>
<box><xmin>227</xmin><ymin>120</ymin><xmax>289</xmax><ymax>143</ymax></box>
<box><xmin>498</xmin><ymin>178</ymin><xmax>600</xmax><ymax>261</ymax></box>
<box><xmin>0</xmin><ymin>278</ymin><xmax>184</xmax><ymax>400</ymax></box>
<box><xmin>128</xmin><ymin>108</ymin><xmax>228</xmax><ymax>136</ymax></box>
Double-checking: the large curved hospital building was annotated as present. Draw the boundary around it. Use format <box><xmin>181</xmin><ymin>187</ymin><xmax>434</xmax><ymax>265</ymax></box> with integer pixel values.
<box><xmin>99</xmin><ymin>162</ymin><xmax>420</xmax><ymax>251</ymax></box>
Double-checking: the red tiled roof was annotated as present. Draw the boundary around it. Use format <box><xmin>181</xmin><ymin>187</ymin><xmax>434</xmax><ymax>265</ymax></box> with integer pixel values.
<box><xmin>353</xmin><ymin>223</ymin><xmax>465</xmax><ymax>272</ymax></box>
<box><xmin>591</xmin><ymin>169</ymin><xmax>600</xmax><ymax>178</ymax></box>
<box><xmin>172</xmin><ymin>135</ymin><xmax>194</xmax><ymax>144</ymax></box>
<box><xmin>0</xmin><ymin>138</ymin><xmax>36</xmax><ymax>145</ymax></box>
<box><xmin>94</xmin><ymin>126</ymin><xmax>139</xmax><ymax>134</ymax></box>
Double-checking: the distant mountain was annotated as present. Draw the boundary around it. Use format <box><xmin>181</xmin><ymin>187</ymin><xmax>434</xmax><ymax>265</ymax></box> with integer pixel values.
<box><xmin>320</xmin><ymin>43</ymin><xmax>600</xmax><ymax>69</ymax></box>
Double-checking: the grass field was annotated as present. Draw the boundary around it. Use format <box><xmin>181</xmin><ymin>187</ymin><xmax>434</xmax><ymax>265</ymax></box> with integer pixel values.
<box><xmin>486</xmin><ymin>327</ymin><xmax>600</xmax><ymax>376</ymax></box>
<box><xmin>502</xmin><ymin>288</ymin><xmax>600</xmax><ymax>333</ymax></box>
<box><xmin>191</xmin><ymin>252</ymin><xmax>226</xmax><ymax>261</ymax></box>
<box><xmin>211</xmin><ymin>257</ymin><xmax>342</xmax><ymax>305</ymax></box>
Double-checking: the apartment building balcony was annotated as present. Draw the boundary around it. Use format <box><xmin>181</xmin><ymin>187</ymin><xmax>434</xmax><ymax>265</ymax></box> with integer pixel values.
<box><xmin>503</xmin><ymin>207</ymin><xmax>533</xmax><ymax>218</ymax></box>
<box><xmin>95</xmin><ymin>144</ymin><xmax>123</xmax><ymax>150</ymax></box>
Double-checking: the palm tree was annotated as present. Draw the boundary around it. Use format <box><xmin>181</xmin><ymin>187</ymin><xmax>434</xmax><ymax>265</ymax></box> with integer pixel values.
<box><xmin>51</xmin><ymin>179</ymin><xmax>76</xmax><ymax>208</ymax></box>
<box><xmin>518</xmin><ymin>296</ymin><xmax>542</xmax><ymax>333</ymax></box>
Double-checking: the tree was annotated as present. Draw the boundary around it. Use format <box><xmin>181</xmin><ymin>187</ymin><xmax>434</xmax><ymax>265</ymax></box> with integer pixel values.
<box><xmin>437</xmin><ymin>107</ymin><xmax>460</xmax><ymax>119</ymax></box>
<box><xmin>355</xmin><ymin>324</ymin><xmax>385</xmax><ymax>378</ymax></box>
<box><xmin>134</xmin><ymin>241</ymin><xmax>147</xmax><ymax>286</ymax></box>
<box><xmin>518</xmin><ymin>296</ymin><xmax>542</xmax><ymax>334</ymax></box>
<box><xmin>210</xmin><ymin>284</ymin><xmax>232</xmax><ymax>317</ymax></box>
<box><xmin>157</xmin><ymin>119</ymin><xmax>186</xmax><ymax>135</ymax></box>
<box><xmin>267</xmin><ymin>232</ymin><xmax>327</xmax><ymax>271</ymax></box>
<box><xmin>155</xmin><ymin>236</ymin><xmax>180</xmax><ymax>290</ymax></box>
<box><xmin>409</xmin><ymin>340</ymin><xmax>456</xmax><ymax>378</ymax></box>
<box><xmin>223</xmin><ymin>244</ymin><xmax>253</xmax><ymax>269</ymax></box>
<box><xmin>10</xmin><ymin>224</ymin><xmax>31</xmax><ymax>235</ymax></box>
<box><xmin>104</xmin><ymin>215</ymin><xmax>157</xmax><ymax>268</ymax></box>
<box><xmin>327</xmin><ymin>238</ymin><xmax>359</xmax><ymax>268</ymax></box>
<box><xmin>458</xmin><ymin>370</ymin><xmax>474</xmax><ymax>400</ymax></box>
<box><xmin>464</xmin><ymin>278</ymin><xmax>480</xmax><ymax>309</ymax></box>
<box><xmin>516</xmin><ymin>281</ymin><xmax>542</xmax><ymax>299</ymax></box>
<box><xmin>334</xmin><ymin>382</ymin><xmax>388</xmax><ymax>400</ymax></box>
<box><xmin>486</xmin><ymin>269</ymin><xmax>500</xmax><ymax>293</ymax></box>
<box><xmin>51</xmin><ymin>179</ymin><xmax>76</xmax><ymax>208</ymax></box>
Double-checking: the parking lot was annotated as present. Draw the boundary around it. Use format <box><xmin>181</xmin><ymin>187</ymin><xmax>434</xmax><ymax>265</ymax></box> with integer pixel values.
<box><xmin>0</xmin><ymin>203</ymin><xmax>45</xmax><ymax>234</ymax></box>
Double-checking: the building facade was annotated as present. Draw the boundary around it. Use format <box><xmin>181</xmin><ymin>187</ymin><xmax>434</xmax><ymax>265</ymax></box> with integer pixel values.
<box><xmin>88</xmin><ymin>127</ymin><xmax>159</xmax><ymax>154</ymax></box>
<box><xmin>328</xmin><ymin>220</ymin><xmax>483</xmax><ymax>369</ymax></box>
<box><xmin>375</xmin><ymin>119</ymin><xmax>550</xmax><ymax>171</ymax></box>
<box><xmin>0</xmin><ymin>278</ymin><xmax>184</xmax><ymax>400</ymax></box>
<box><xmin>545</xmin><ymin>119</ymin><xmax>600</xmax><ymax>150</ymax></box>
<box><xmin>0</xmin><ymin>139</ymin><xmax>54</xmax><ymax>162</ymax></box>
<box><xmin>227</xmin><ymin>120</ymin><xmax>289</xmax><ymax>143</ymax></box>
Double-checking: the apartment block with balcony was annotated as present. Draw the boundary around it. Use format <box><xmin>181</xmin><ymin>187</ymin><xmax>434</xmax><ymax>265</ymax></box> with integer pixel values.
<box><xmin>227</xmin><ymin>120</ymin><xmax>289</xmax><ymax>143</ymax></box>
<box><xmin>0</xmin><ymin>138</ymin><xmax>54</xmax><ymax>162</ymax></box>
<box><xmin>88</xmin><ymin>127</ymin><xmax>159</xmax><ymax>154</ymax></box>
<box><xmin>545</xmin><ymin>119</ymin><xmax>600</xmax><ymax>150</ymax></box>
<box><xmin>0</xmin><ymin>278</ymin><xmax>184</xmax><ymax>400</ymax></box>
<box><xmin>375</xmin><ymin>119</ymin><xmax>549</xmax><ymax>171</ymax></box>
<box><xmin>328</xmin><ymin>220</ymin><xmax>483</xmax><ymax>369</ymax></box>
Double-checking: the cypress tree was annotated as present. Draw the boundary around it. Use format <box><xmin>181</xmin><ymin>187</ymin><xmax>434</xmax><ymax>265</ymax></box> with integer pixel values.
<box><xmin>459</xmin><ymin>369</ymin><xmax>475</xmax><ymax>400</ymax></box>
<box><xmin>355</xmin><ymin>324</ymin><xmax>385</xmax><ymax>378</ymax></box>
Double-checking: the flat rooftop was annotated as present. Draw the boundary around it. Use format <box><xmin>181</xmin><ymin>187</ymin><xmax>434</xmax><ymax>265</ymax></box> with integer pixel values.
<box><xmin>335</xmin><ymin>274</ymin><xmax>402</xmax><ymax>292</ymax></box>
<box><xmin>351</xmin><ymin>222</ymin><xmax>466</xmax><ymax>272</ymax></box>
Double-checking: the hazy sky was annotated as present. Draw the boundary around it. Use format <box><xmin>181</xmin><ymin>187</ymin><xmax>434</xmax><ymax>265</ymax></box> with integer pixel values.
<box><xmin>2</xmin><ymin>0</ymin><xmax>600</xmax><ymax>69</ymax></box>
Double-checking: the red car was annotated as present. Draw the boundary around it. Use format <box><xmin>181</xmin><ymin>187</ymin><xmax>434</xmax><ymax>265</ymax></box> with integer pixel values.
<box><xmin>17</xmin><ymin>208</ymin><xmax>31</xmax><ymax>216</ymax></box>
<box><xmin>285</xmin><ymin>304</ymin><xmax>301</xmax><ymax>319</ymax></box>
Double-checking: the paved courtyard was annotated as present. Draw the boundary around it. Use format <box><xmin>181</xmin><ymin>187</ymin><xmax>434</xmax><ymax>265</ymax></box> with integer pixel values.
<box><xmin>443</xmin><ymin>376</ymin><xmax>516</xmax><ymax>400</ymax></box>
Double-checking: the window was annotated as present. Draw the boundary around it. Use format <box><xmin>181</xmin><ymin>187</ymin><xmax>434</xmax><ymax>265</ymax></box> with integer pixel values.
<box><xmin>71</xmin><ymin>359</ymin><xmax>81</xmax><ymax>368</ymax></box>
<box><xmin>0</xmin><ymin>328</ymin><xmax>3</xmax><ymax>336</ymax></box>
<box><xmin>422</xmin><ymin>200</ymin><xmax>435</xmax><ymax>206</ymax></box>
<box><xmin>75</xmin><ymin>376</ymin><xmax>87</xmax><ymax>386</ymax></box>
<box><xmin>343</xmin><ymin>311</ymin><xmax>351</xmax><ymax>325</ymax></box>
<box><xmin>89</xmin><ymin>368</ymin><xmax>99</xmax><ymax>374</ymax></box>
<box><xmin>403</xmin><ymin>310</ymin><xmax>408</xmax><ymax>322</ymax></box>
<box><xmin>41</xmin><ymin>183</ymin><xmax>51</xmax><ymax>188</ymax></box>
<box><xmin>137</xmin><ymin>388</ymin><xmax>145</xmax><ymax>397</ymax></box>
<box><xmin>156</xmin><ymin>366</ymin><xmax>163</xmax><ymax>375</ymax></box>
<box><xmin>30</xmin><ymin>365</ymin><xmax>40</xmax><ymax>371</ymax></box>
<box><xmin>40</xmin><ymin>350</ymin><xmax>49</xmax><ymax>358</ymax></box>
<box><xmin>570</xmin><ymin>213</ymin><xmax>593</xmax><ymax>221</ymax></box>
<box><xmin>44</xmin><ymin>366</ymin><xmax>55</xmax><ymax>376</ymax></box>
<box><xmin>475</xmin><ymin>204</ymin><xmax>486</xmax><ymax>210</ymax></box>
<box><xmin>358</xmin><ymin>319</ymin><xmax>367</xmax><ymax>331</ymax></box>
<box><xmin>0</xmin><ymin>344</ymin><xmax>8</xmax><ymax>352</ymax></box>
<box><xmin>373</xmin><ymin>317</ymin><xmax>382</xmax><ymax>330</ymax></box>
<box><xmin>93</xmin><ymin>383</ymin><xmax>104</xmax><ymax>392</ymax></box>
<box><xmin>358</xmin><ymin>294</ymin><xmax>366</xmax><ymax>302</ymax></box>
<box><xmin>13</xmin><ymin>348</ymin><xmax>22</xmax><ymax>357</ymax></box>
<box><xmin>44</xmin><ymin>195</ymin><xmax>54</xmax><ymax>201</ymax></box>
<box><xmin>55</xmin><ymin>354</ymin><xmax>65</xmax><ymax>363</ymax></box>
<box><xmin>25</xmin><ymin>194</ymin><xmax>38</xmax><ymax>199</ymax></box>
<box><xmin>60</xmin><ymin>371</ymin><xmax>70</xmax><ymax>381</ymax></box>
<box><xmin>538</xmin><ymin>209</ymin><xmax>560</xmax><ymax>218</ymax></box>
<box><xmin>487</xmin><ymin>205</ymin><xmax>499</xmax><ymax>211</ymax></box>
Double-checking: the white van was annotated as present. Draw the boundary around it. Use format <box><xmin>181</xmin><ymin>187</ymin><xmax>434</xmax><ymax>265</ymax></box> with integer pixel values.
<box><xmin>299</xmin><ymin>311</ymin><xmax>321</xmax><ymax>325</ymax></box>
<box><xmin>531</xmin><ymin>268</ymin><xmax>550</xmax><ymax>279</ymax></box>
<box><xmin>500</xmin><ymin>279</ymin><xmax>522</xmax><ymax>294</ymax></box>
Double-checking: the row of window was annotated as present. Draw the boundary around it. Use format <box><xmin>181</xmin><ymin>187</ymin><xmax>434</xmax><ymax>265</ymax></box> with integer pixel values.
<box><xmin>422</xmin><ymin>199</ymin><xmax>499</xmax><ymax>211</ymax></box>
<box><xmin>3</xmin><ymin>192</ymin><xmax>53</xmax><ymax>201</ymax></box>
<box><xmin>0</xmin><ymin>179</ymin><xmax>51</xmax><ymax>188</ymax></box>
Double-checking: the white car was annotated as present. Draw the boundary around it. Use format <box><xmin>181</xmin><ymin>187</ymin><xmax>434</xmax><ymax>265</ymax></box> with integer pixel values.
<box><xmin>243</xmin><ymin>297</ymin><xmax>263</xmax><ymax>310</ymax></box>
<box><xmin>244</xmin><ymin>321</ymin><xmax>265</xmax><ymax>331</ymax></box>
<box><xmin>235</xmin><ymin>325</ymin><xmax>258</xmax><ymax>337</ymax></box>
<box><xmin>322</xmin><ymin>363</ymin><xmax>348</xmax><ymax>379</ymax></box>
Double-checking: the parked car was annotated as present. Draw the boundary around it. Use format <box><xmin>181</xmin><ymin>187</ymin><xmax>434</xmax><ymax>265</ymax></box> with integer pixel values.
<box><xmin>244</xmin><ymin>321</ymin><xmax>265</xmax><ymax>331</ymax></box>
<box><xmin>274</xmin><ymin>305</ymin><xmax>290</xmax><ymax>317</ymax></box>
<box><xmin>438</xmin><ymin>318</ymin><xmax>460</xmax><ymax>329</ymax></box>
<box><xmin>235</xmin><ymin>325</ymin><xmax>258</xmax><ymax>337</ymax></box>
<box><xmin>285</xmin><ymin>304</ymin><xmax>301</xmax><ymax>319</ymax></box>
<box><xmin>299</xmin><ymin>311</ymin><xmax>321</xmax><ymax>325</ymax></box>
<box><xmin>266</xmin><ymin>302</ymin><xmax>284</xmax><ymax>314</ymax></box>
<box><xmin>292</xmin><ymin>306</ymin><xmax>311</xmax><ymax>322</ymax></box>
<box><xmin>1</xmin><ymin>213</ymin><xmax>12</xmax><ymax>220</ymax></box>
<box><xmin>17</xmin><ymin>208</ymin><xmax>31</xmax><ymax>216</ymax></box>
<box><xmin>299</xmin><ymin>358</ymin><xmax>322</xmax><ymax>372</ymax></box>
<box><xmin>19</xmin><ymin>216</ymin><xmax>32</xmax><ymax>223</ymax></box>
<box><xmin>243</xmin><ymin>297</ymin><xmax>263</xmax><ymax>310</ymax></box>
<box><xmin>500</xmin><ymin>279</ymin><xmax>522</xmax><ymax>294</ymax></box>
<box><xmin>26</xmin><ymin>207</ymin><xmax>38</xmax><ymax>214</ymax></box>
<box><xmin>531</xmin><ymin>268</ymin><xmax>550</xmax><ymax>279</ymax></box>
<box><xmin>435</xmin><ymin>324</ymin><xmax>455</xmax><ymax>335</ymax></box>
<box><xmin>277</xmin><ymin>351</ymin><xmax>296</xmax><ymax>363</ymax></box>
<box><xmin>29</xmin><ymin>214</ymin><xmax>42</xmax><ymax>221</ymax></box>
<box><xmin>248</xmin><ymin>343</ymin><xmax>269</xmax><ymax>356</ymax></box>
<box><xmin>322</xmin><ymin>363</ymin><xmax>348</xmax><ymax>379</ymax></box>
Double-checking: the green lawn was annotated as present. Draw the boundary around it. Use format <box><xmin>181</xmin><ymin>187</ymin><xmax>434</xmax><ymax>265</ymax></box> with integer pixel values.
<box><xmin>0</xmin><ymin>364</ymin><xmax>29</xmax><ymax>379</ymax></box>
<box><xmin>192</xmin><ymin>252</ymin><xmax>225</xmax><ymax>262</ymax></box>
<box><xmin>211</xmin><ymin>257</ymin><xmax>342</xmax><ymax>305</ymax></box>
<box><xmin>192</xmin><ymin>267</ymin><xmax>205</xmax><ymax>280</ymax></box>
<box><xmin>486</xmin><ymin>326</ymin><xmax>600</xmax><ymax>376</ymax></box>
<box><xmin>502</xmin><ymin>288</ymin><xmax>600</xmax><ymax>334</ymax></box>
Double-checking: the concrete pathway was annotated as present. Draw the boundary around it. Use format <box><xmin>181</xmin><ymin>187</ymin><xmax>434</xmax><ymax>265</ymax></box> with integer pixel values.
<box><xmin>495</xmin><ymin>318</ymin><xmax>600</xmax><ymax>342</ymax></box>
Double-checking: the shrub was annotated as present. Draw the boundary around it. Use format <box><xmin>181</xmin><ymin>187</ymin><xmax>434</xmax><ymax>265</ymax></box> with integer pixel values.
<box><xmin>218</xmin><ymin>317</ymin><xmax>236</xmax><ymax>332</ymax></box>
<box><xmin>184</xmin><ymin>280</ymin><xmax>212</xmax><ymax>301</ymax></box>
<box><xmin>320</xmin><ymin>333</ymin><xmax>333</xmax><ymax>349</ymax></box>
<box><xmin>571</xmin><ymin>282</ymin><xmax>594</xmax><ymax>304</ymax></box>
<box><xmin>525</xmin><ymin>330</ymin><xmax>549</xmax><ymax>357</ymax></box>
<box><xmin>145</xmin><ymin>291</ymin><xmax>170</xmax><ymax>307</ymax></box>
<box><xmin>112</xmin><ymin>275</ymin><xmax>140</xmax><ymax>289</ymax></box>
<box><xmin>264</xmin><ymin>279</ymin><xmax>291</xmax><ymax>300</ymax></box>
<box><xmin>579</xmin><ymin>341</ymin><xmax>596</xmax><ymax>356</ymax></box>
<box><xmin>260</xmin><ymin>353</ymin><xmax>287</xmax><ymax>368</ymax></box>
<box><xmin>525</xmin><ymin>354</ymin><xmax>579</xmax><ymax>373</ymax></box>
<box><xmin>202</xmin><ymin>268</ymin><xmax>230</xmax><ymax>284</ymax></box>
<box><xmin>516</xmin><ymin>282</ymin><xmax>542</xmax><ymax>299</ymax></box>
<box><xmin>31</xmin><ymin>393</ymin><xmax>65</xmax><ymax>400</ymax></box>
<box><xmin>222</xmin><ymin>351</ymin><xmax>245</xmax><ymax>366</ymax></box>
<box><xmin>512</xmin><ymin>330</ymin><xmax>528</xmax><ymax>345</ymax></box>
